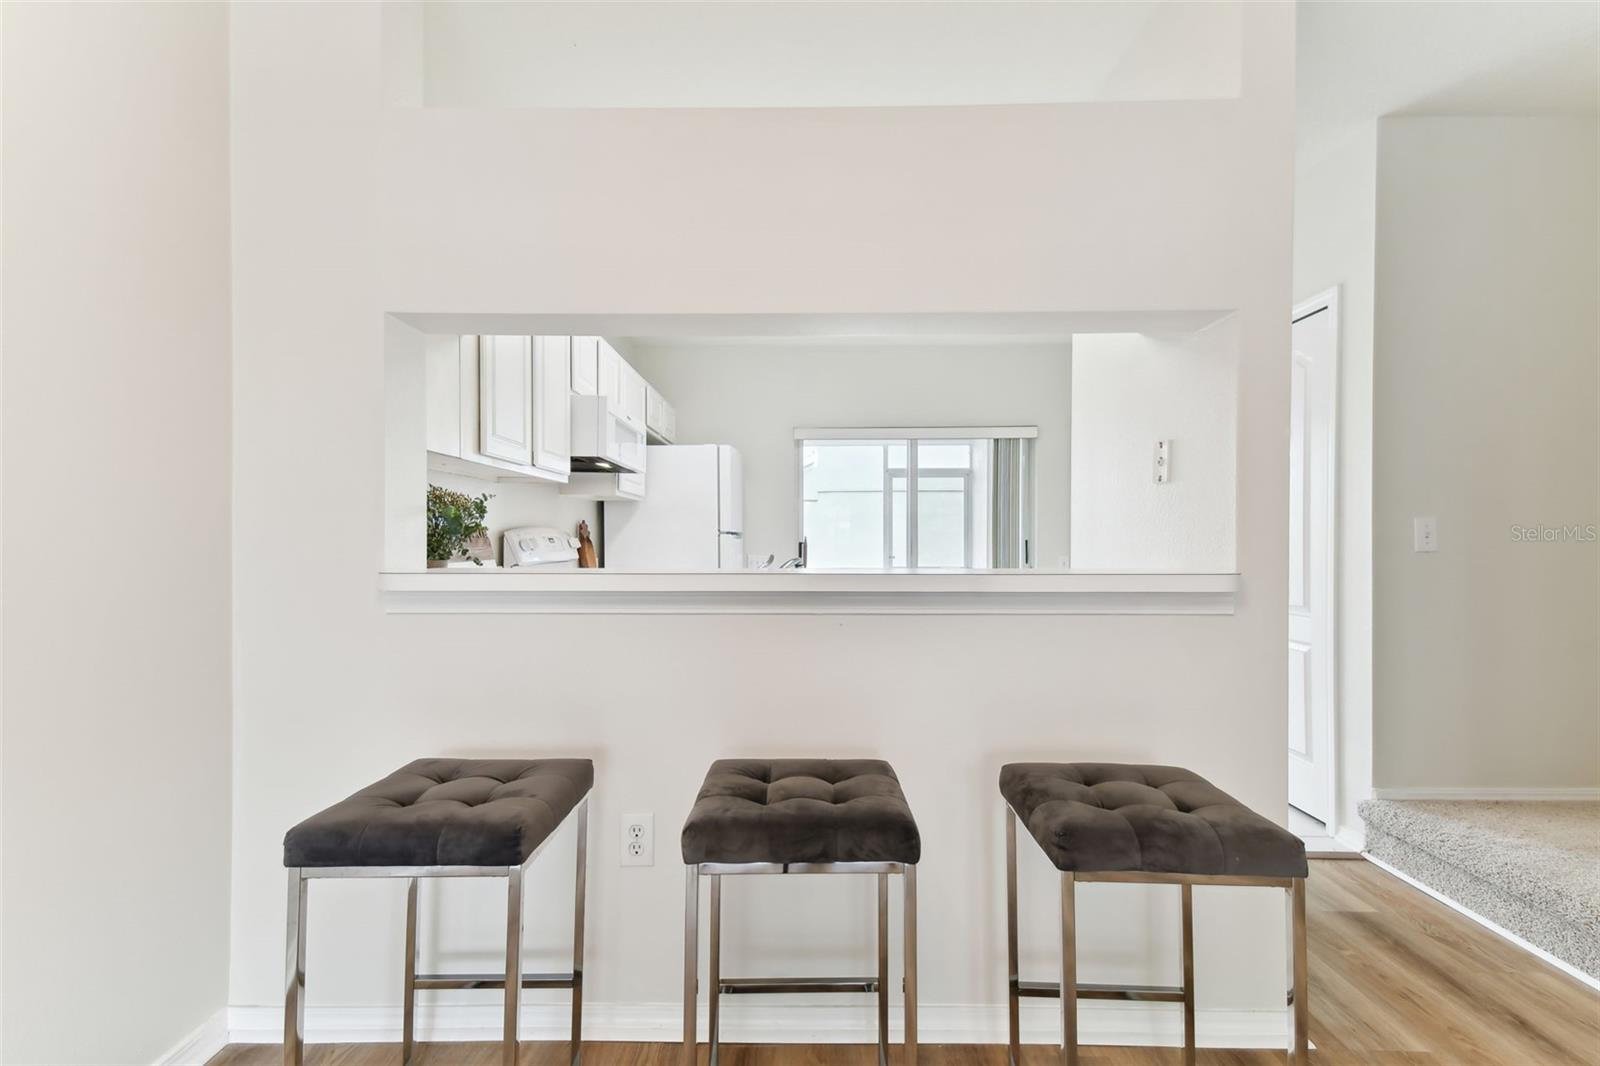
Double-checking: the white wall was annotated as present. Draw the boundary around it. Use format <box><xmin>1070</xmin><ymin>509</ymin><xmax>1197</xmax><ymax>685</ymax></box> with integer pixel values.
<box><xmin>1</xmin><ymin>3</ymin><xmax>233</xmax><ymax>1061</ymax></box>
<box><xmin>622</xmin><ymin>340</ymin><xmax>1072</xmax><ymax>567</ymax></box>
<box><xmin>228</xmin><ymin>0</ymin><xmax>1293</xmax><ymax>1040</ymax></box>
<box><xmin>1292</xmin><ymin>124</ymin><xmax>1377</xmax><ymax>837</ymax></box>
<box><xmin>1070</xmin><ymin>321</ymin><xmax>1238</xmax><ymax>571</ymax></box>
<box><xmin>1373</xmin><ymin>116</ymin><xmax>1599</xmax><ymax>790</ymax></box>
<box><xmin>421</xmin><ymin>1</ymin><xmax>1243</xmax><ymax>109</ymax></box>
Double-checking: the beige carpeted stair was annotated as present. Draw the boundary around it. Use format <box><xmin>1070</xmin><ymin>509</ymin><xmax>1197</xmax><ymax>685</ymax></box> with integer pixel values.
<box><xmin>1359</xmin><ymin>798</ymin><xmax>1600</xmax><ymax>980</ymax></box>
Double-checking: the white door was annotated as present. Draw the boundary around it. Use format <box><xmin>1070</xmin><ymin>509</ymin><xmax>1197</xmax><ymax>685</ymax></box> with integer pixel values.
<box><xmin>1288</xmin><ymin>299</ymin><xmax>1337</xmax><ymax>822</ymax></box>
<box><xmin>532</xmin><ymin>336</ymin><xmax>572</xmax><ymax>476</ymax></box>
<box><xmin>479</xmin><ymin>335</ymin><xmax>534</xmax><ymax>465</ymax></box>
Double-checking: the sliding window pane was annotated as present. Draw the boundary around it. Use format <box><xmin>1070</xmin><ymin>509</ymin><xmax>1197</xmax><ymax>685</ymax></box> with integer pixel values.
<box><xmin>916</xmin><ymin>475</ymin><xmax>968</xmax><ymax>567</ymax></box>
<box><xmin>802</xmin><ymin>442</ymin><xmax>887</xmax><ymax>568</ymax></box>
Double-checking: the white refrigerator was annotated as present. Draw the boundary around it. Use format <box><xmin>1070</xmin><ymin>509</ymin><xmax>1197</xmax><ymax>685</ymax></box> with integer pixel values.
<box><xmin>604</xmin><ymin>444</ymin><xmax>744</xmax><ymax>569</ymax></box>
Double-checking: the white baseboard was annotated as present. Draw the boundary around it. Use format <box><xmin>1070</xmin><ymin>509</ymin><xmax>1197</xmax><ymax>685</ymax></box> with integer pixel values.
<box><xmin>1362</xmin><ymin>852</ymin><xmax>1600</xmax><ymax>992</ymax></box>
<box><xmin>154</xmin><ymin>1008</ymin><xmax>230</xmax><ymax>1066</ymax></box>
<box><xmin>1333</xmin><ymin>824</ymin><xmax>1365</xmax><ymax>853</ymax></box>
<box><xmin>229</xmin><ymin>1000</ymin><xmax>1291</xmax><ymax>1047</ymax></box>
<box><xmin>1370</xmin><ymin>787</ymin><xmax>1600</xmax><ymax>801</ymax></box>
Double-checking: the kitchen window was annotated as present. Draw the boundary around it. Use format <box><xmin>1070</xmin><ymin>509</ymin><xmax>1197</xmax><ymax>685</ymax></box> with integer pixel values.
<box><xmin>796</xmin><ymin>428</ymin><xmax>1036</xmax><ymax>569</ymax></box>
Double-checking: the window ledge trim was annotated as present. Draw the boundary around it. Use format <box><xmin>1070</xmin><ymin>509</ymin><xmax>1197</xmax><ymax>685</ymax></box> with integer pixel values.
<box><xmin>378</xmin><ymin>570</ymin><xmax>1239</xmax><ymax>616</ymax></box>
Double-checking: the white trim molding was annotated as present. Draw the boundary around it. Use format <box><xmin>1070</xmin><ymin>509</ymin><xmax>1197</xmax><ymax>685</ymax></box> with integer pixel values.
<box><xmin>1370</xmin><ymin>787</ymin><xmax>1600</xmax><ymax>801</ymax></box>
<box><xmin>1333</xmin><ymin>824</ymin><xmax>1366</xmax><ymax>853</ymax></box>
<box><xmin>1363</xmin><ymin>854</ymin><xmax>1600</xmax><ymax>992</ymax></box>
<box><xmin>379</xmin><ymin>570</ymin><xmax>1240</xmax><ymax>615</ymax></box>
<box><xmin>228</xmin><ymin>1000</ymin><xmax>1293</xmax><ymax>1047</ymax></box>
<box><xmin>154</xmin><ymin>1008</ymin><xmax>230</xmax><ymax>1066</ymax></box>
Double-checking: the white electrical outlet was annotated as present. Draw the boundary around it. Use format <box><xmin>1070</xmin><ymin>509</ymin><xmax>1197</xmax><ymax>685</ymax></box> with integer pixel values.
<box><xmin>1154</xmin><ymin>439</ymin><xmax>1170</xmax><ymax>484</ymax></box>
<box><xmin>621</xmin><ymin>812</ymin><xmax>654</xmax><ymax>866</ymax></box>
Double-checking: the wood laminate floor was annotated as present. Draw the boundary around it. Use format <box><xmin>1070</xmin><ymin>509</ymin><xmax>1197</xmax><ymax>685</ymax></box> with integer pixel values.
<box><xmin>210</xmin><ymin>860</ymin><xmax>1600</xmax><ymax>1066</ymax></box>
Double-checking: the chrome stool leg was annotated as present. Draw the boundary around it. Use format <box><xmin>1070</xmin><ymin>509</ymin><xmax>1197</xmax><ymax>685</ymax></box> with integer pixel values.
<box><xmin>1289</xmin><ymin>878</ymin><xmax>1309</xmax><ymax>1065</ymax></box>
<box><xmin>683</xmin><ymin>865</ymin><xmax>699</xmax><ymax>1066</ymax></box>
<box><xmin>1181</xmin><ymin>883</ymin><xmax>1196</xmax><ymax>1066</ymax></box>
<box><xmin>708</xmin><ymin>874</ymin><xmax>722</xmax><ymax>1066</ymax></box>
<box><xmin>571</xmin><ymin>802</ymin><xmax>588</xmax><ymax>1066</ymax></box>
<box><xmin>1006</xmin><ymin>809</ymin><xmax>1021</xmax><ymax>1066</ymax></box>
<box><xmin>877</xmin><ymin>873</ymin><xmax>890</xmax><ymax>1066</ymax></box>
<box><xmin>904</xmin><ymin>864</ymin><xmax>918</xmax><ymax>1066</ymax></box>
<box><xmin>403</xmin><ymin>877</ymin><xmax>419</xmax><ymax>1065</ymax></box>
<box><xmin>504</xmin><ymin>865</ymin><xmax>523</xmax><ymax>1066</ymax></box>
<box><xmin>284</xmin><ymin>869</ymin><xmax>306</xmax><ymax>1066</ymax></box>
<box><xmin>1060</xmin><ymin>872</ymin><xmax>1078</xmax><ymax>1066</ymax></box>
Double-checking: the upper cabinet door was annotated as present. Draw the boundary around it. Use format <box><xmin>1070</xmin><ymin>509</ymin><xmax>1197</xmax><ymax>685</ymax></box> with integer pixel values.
<box><xmin>479</xmin><ymin>334</ymin><xmax>534</xmax><ymax>465</ymax></box>
<box><xmin>570</xmin><ymin>336</ymin><xmax>600</xmax><ymax>396</ymax></box>
<box><xmin>646</xmin><ymin>384</ymin><xmax>676</xmax><ymax>443</ymax></box>
<box><xmin>619</xmin><ymin>360</ymin><xmax>647</xmax><ymax>431</ymax></box>
<box><xmin>532</xmin><ymin>336</ymin><xmax>572</xmax><ymax>476</ymax></box>
<box><xmin>597</xmin><ymin>339</ymin><xmax>624</xmax><ymax>412</ymax></box>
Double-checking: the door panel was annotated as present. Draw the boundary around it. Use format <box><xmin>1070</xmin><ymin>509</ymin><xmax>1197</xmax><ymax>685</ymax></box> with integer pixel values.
<box><xmin>1288</xmin><ymin>359</ymin><xmax>1309</xmax><ymax>610</ymax></box>
<box><xmin>532</xmin><ymin>336</ymin><xmax>572</xmax><ymax>475</ymax></box>
<box><xmin>479</xmin><ymin>334</ymin><xmax>533</xmax><ymax>465</ymax></box>
<box><xmin>570</xmin><ymin>336</ymin><xmax>600</xmax><ymax>396</ymax></box>
<box><xmin>1288</xmin><ymin>642</ymin><xmax>1312</xmax><ymax>759</ymax></box>
<box><xmin>1288</xmin><ymin>306</ymin><xmax>1335</xmax><ymax>822</ymax></box>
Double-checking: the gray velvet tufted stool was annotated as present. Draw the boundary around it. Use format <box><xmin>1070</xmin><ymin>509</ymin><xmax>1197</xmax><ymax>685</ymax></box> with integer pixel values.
<box><xmin>1000</xmin><ymin>763</ymin><xmax>1309</xmax><ymax>1066</ymax></box>
<box><xmin>681</xmin><ymin>759</ymin><xmax>921</xmax><ymax>1066</ymax></box>
<box><xmin>282</xmin><ymin>758</ymin><xmax>593</xmax><ymax>1066</ymax></box>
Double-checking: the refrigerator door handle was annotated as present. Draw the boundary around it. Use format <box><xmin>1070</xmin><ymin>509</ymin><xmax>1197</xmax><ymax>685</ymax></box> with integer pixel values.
<box><xmin>719</xmin><ymin>530</ymin><xmax>742</xmax><ymax>538</ymax></box>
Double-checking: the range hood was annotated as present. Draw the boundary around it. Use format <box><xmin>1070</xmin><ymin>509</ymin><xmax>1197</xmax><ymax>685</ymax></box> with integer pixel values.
<box><xmin>569</xmin><ymin>394</ymin><xmax>643</xmax><ymax>474</ymax></box>
<box><xmin>570</xmin><ymin>454</ymin><xmax>637</xmax><ymax>473</ymax></box>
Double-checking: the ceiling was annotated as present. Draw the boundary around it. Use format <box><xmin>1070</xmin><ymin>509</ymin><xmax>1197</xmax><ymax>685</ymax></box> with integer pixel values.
<box><xmin>1297</xmin><ymin>0</ymin><xmax>1600</xmax><ymax>162</ymax></box>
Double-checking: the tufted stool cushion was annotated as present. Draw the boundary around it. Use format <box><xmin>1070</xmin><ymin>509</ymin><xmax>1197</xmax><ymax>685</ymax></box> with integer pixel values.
<box><xmin>682</xmin><ymin>758</ymin><xmax>921</xmax><ymax>865</ymax></box>
<box><xmin>1000</xmin><ymin>763</ymin><xmax>1307</xmax><ymax>878</ymax></box>
<box><xmin>284</xmin><ymin>758</ymin><xmax>593</xmax><ymax>868</ymax></box>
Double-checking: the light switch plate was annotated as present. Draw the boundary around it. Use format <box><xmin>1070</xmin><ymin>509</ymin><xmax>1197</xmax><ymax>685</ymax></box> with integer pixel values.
<box><xmin>1413</xmin><ymin>516</ymin><xmax>1438</xmax><ymax>553</ymax></box>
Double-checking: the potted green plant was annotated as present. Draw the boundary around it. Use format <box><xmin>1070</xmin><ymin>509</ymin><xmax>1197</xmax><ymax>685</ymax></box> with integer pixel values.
<box><xmin>426</xmin><ymin>484</ymin><xmax>493</xmax><ymax>567</ymax></box>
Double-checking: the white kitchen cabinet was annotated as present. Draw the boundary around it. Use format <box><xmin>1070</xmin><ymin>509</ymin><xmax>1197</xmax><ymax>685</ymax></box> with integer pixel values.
<box><xmin>597</xmin><ymin>339</ymin><xmax>623</xmax><ymax>411</ymax></box>
<box><xmin>570</xmin><ymin>335</ymin><xmax>600</xmax><ymax>396</ymax></box>
<box><xmin>532</xmin><ymin>335</ymin><xmax>572</xmax><ymax>476</ymax></box>
<box><xmin>561</xmin><ymin>472</ymin><xmax>646</xmax><ymax>502</ymax></box>
<box><xmin>479</xmin><ymin>334</ymin><xmax>534</xmax><ymax>465</ymax></box>
<box><xmin>617</xmin><ymin>467</ymin><xmax>647</xmax><ymax>499</ymax></box>
<box><xmin>618</xmin><ymin>358</ymin><xmax>647</xmax><ymax>433</ymax></box>
<box><xmin>426</xmin><ymin>336</ymin><xmax>569</xmax><ymax>485</ymax></box>
<box><xmin>646</xmin><ymin>384</ymin><xmax>676</xmax><ymax>443</ymax></box>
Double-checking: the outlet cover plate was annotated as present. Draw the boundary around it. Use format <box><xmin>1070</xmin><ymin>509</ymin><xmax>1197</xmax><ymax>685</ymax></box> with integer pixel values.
<box><xmin>621</xmin><ymin>812</ymin><xmax>654</xmax><ymax>866</ymax></box>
